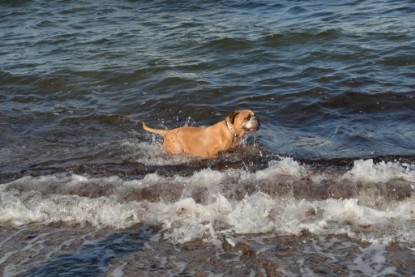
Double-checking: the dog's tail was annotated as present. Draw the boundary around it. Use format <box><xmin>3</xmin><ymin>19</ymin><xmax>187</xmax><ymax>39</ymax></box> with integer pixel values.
<box><xmin>142</xmin><ymin>122</ymin><xmax>169</xmax><ymax>136</ymax></box>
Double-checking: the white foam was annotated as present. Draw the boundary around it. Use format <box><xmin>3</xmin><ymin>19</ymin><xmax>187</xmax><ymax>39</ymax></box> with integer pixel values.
<box><xmin>342</xmin><ymin>159</ymin><xmax>415</xmax><ymax>183</ymax></box>
<box><xmin>121</xmin><ymin>140</ymin><xmax>193</xmax><ymax>166</ymax></box>
<box><xmin>120</xmin><ymin>138</ymin><xmax>264</xmax><ymax>166</ymax></box>
<box><xmin>256</xmin><ymin>158</ymin><xmax>306</xmax><ymax>180</ymax></box>
<box><xmin>1</xmin><ymin>158</ymin><xmax>414</xmax><ymax>244</ymax></box>
<box><xmin>158</xmin><ymin>191</ymin><xmax>415</xmax><ymax>243</ymax></box>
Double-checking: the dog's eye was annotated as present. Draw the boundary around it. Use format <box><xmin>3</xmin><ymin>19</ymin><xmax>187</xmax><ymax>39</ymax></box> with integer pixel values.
<box><xmin>245</xmin><ymin>115</ymin><xmax>252</xmax><ymax>120</ymax></box>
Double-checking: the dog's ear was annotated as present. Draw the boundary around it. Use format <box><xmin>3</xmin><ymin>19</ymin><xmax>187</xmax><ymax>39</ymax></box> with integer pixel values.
<box><xmin>228</xmin><ymin>111</ymin><xmax>239</xmax><ymax>124</ymax></box>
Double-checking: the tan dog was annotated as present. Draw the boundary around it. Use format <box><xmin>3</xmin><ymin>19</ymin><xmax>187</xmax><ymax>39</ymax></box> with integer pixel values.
<box><xmin>142</xmin><ymin>110</ymin><xmax>260</xmax><ymax>158</ymax></box>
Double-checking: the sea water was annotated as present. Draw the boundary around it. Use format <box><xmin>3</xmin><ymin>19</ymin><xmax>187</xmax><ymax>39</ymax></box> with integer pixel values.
<box><xmin>1</xmin><ymin>0</ymin><xmax>414</xmax><ymax>276</ymax></box>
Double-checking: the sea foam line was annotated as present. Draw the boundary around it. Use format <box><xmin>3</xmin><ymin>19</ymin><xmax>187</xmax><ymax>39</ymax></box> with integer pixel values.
<box><xmin>0</xmin><ymin>158</ymin><xmax>414</xmax><ymax>243</ymax></box>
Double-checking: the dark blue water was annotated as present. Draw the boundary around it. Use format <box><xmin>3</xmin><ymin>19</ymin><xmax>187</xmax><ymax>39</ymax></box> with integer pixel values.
<box><xmin>1</xmin><ymin>1</ymin><xmax>415</xmax><ymax>276</ymax></box>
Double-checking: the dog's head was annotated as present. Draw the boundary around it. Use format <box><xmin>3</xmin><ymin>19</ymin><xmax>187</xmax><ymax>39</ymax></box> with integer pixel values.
<box><xmin>227</xmin><ymin>109</ymin><xmax>260</xmax><ymax>137</ymax></box>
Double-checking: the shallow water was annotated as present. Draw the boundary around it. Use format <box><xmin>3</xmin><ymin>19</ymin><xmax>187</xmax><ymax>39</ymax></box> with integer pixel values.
<box><xmin>1</xmin><ymin>0</ymin><xmax>415</xmax><ymax>276</ymax></box>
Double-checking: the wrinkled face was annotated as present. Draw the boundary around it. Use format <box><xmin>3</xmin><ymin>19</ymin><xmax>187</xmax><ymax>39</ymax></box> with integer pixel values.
<box><xmin>227</xmin><ymin>109</ymin><xmax>260</xmax><ymax>136</ymax></box>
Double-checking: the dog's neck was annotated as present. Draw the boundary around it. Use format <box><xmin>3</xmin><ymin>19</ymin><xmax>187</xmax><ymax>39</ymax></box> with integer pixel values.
<box><xmin>225</xmin><ymin>119</ymin><xmax>238</xmax><ymax>137</ymax></box>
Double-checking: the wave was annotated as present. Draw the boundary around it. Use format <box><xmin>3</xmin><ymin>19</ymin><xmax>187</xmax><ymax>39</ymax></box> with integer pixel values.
<box><xmin>1</xmin><ymin>157</ymin><xmax>414</xmax><ymax>243</ymax></box>
<box><xmin>199</xmin><ymin>37</ymin><xmax>254</xmax><ymax>52</ymax></box>
<box><xmin>263</xmin><ymin>29</ymin><xmax>347</xmax><ymax>46</ymax></box>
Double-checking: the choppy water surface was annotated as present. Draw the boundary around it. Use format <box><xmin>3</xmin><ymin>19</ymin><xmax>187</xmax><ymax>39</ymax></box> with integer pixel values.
<box><xmin>1</xmin><ymin>0</ymin><xmax>415</xmax><ymax>276</ymax></box>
